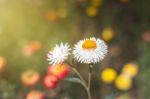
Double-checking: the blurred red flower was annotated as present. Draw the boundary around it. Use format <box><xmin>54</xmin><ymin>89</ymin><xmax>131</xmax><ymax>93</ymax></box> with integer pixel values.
<box><xmin>48</xmin><ymin>63</ymin><xmax>70</xmax><ymax>80</ymax></box>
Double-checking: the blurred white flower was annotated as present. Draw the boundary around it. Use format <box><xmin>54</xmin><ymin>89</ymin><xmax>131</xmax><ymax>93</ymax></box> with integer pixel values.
<box><xmin>73</xmin><ymin>37</ymin><xmax>107</xmax><ymax>64</ymax></box>
<box><xmin>47</xmin><ymin>43</ymin><xmax>71</xmax><ymax>65</ymax></box>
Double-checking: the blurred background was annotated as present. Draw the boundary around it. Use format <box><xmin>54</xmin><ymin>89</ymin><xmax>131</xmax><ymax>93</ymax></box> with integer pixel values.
<box><xmin>0</xmin><ymin>0</ymin><xmax>150</xmax><ymax>99</ymax></box>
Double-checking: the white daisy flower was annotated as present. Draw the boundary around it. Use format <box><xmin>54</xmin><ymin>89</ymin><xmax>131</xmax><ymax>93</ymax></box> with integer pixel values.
<box><xmin>73</xmin><ymin>37</ymin><xmax>108</xmax><ymax>64</ymax></box>
<box><xmin>47</xmin><ymin>43</ymin><xmax>71</xmax><ymax>65</ymax></box>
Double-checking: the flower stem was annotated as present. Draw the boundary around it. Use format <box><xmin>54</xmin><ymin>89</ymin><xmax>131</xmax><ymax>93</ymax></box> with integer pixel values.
<box><xmin>72</xmin><ymin>68</ymin><xmax>87</xmax><ymax>88</ymax></box>
<box><xmin>66</xmin><ymin>61</ymin><xmax>93</xmax><ymax>99</ymax></box>
<box><xmin>88</xmin><ymin>65</ymin><xmax>93</xmax><ymax>89</ymax></box>
<box><xmin>71</xmin><ymin>67</ymin><xmax>92</xmax><ymax>99</ymax></box>
<box><xmin>87</xmin><ymin>88</ymin><xmax>92</xmax><ymax>99</ymax></box>
<box><xmin>87</xmin><ymin>64</ymin><xmax>93</xmax><ymax>99</ymax></box>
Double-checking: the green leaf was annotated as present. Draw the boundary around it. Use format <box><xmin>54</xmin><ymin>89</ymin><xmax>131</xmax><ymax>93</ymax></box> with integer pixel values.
<box><xmin>65</xmin><ymin>77</ymin><xmax>82</xmax><ymax>84</ymax></box>
<box><xmin>105</xmin><ymin>91</ymin><xmax>122</xmax><ymax>99</ymax></box>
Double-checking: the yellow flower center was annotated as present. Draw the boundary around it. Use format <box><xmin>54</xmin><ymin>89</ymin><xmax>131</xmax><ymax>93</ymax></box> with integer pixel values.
<box><xmin>82</xmin><ymin>40</ymin><xmax>97</xmax><ymax>49</ymax></box>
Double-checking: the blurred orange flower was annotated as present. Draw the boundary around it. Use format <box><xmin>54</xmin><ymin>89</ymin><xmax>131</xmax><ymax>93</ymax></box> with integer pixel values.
<box><xmin>21</xmin><ymin>70</ymin><xmax>40</xmax><ymax>87</ymax></box>
<box><xmin>0</xmin><ymin>56</ymin><xmax>6</xmax><ymax>72</ymax></box>
<box><xmin>48</xmin><ymin>63</ymin><xmax>70</xmax><ymax>80</ymax></box>
<box><xmin>23</xmin><ymin>41</ymin><xmax>42</xmax><ymax>56</ymax></box>
<box><xmin>26</xmin><ymin>90</ymin><xmax>45</xmax><ymax>99</ymax></box>
<box><xmin>46</xmin><ymin>10</ymin><xmax>58</xmax><ymax>22</ymax></box>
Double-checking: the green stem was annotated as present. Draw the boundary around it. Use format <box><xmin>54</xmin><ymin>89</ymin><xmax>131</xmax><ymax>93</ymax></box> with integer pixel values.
<box><xmin>71</xmin><ymin>67</ymin><xmax>92</xmax><ymax>99</ymax></box>
<box><xmin>66</xmin><ymin>61</ymin><xmax>92</xmax><ymax>99</ymax></box>
<box><xmin>87</xmin><ymin>64</ymin><xmax>93</xmax><ymax>99</ymax></box>
<box><xmin>87</xmin><ymin>88</ymin><xmax>92</xmax><ymax>99</ymax></box>
<box><xmin>88</xmin><ymin>65</ymin><xmax>93</xmax><ymax>89</ymax></box>
<box><xmin>72</xmin><ymin>68</ymin><xmax>87</xmax><ymax>88</ymax></box>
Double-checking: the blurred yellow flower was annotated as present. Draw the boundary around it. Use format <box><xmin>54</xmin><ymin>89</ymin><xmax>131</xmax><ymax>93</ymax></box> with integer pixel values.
<box><xmin>86</xmin><ymin>6</ymin><xmax>98</xmax><ymax>17</ymax></box>
<box><xmin>91</xmin><ymin>0</ymin><xmax>103</xmax><ymax>7</ymax></box>
<box><xmin>102</xmin><ymin>28</ymin><xmax>114</xmax><ymax>42</ymax></box>
<box><xmin>101</xmin><ymin>68</ymin><xmax>117</xmax><ymax>84</ymax></box>
<box><xmin>122</xmin><ymin>63</ymin><xmax>138</xmax><ymax>78</ymax></box>
<box><xmin>115</xmin><ymin>74</ymin><xmax>132</xmax><ymax>91</ymax></box>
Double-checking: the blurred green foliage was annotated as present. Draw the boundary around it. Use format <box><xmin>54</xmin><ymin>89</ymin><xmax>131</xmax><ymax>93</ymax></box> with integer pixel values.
<box><xmin>0</xmin><ymin>0</ymin><xmax>149</xmax><ymax>99</ymax></box>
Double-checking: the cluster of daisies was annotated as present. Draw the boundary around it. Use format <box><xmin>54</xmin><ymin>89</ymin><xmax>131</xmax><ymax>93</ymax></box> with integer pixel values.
<box><xmin>47</xmin><ymin>37</ymin><xmax>108</xmax><ymax>65</ymax></box>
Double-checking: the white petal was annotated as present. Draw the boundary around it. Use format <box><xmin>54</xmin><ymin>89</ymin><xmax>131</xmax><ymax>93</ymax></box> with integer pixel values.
<box><xmin>47</xmin><ymin>43</ymin><xmax>71</xmax><ymax>65</ymax></box>
<box><xmin>73</xmin><ymin>37</ymin><xmax>108</xmax><ymax>64</ymax></box>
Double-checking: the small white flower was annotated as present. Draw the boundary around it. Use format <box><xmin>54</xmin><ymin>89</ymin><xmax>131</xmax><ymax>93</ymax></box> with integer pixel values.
<box><xmin>73</xmin><ymin>37</ymin><xmax>108</xmax><ymax>64</ymax></box>
<box><xmin>47</xmin><ymin>43</ymin><xmax>71</xmax><ymax>65</ymax></box>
